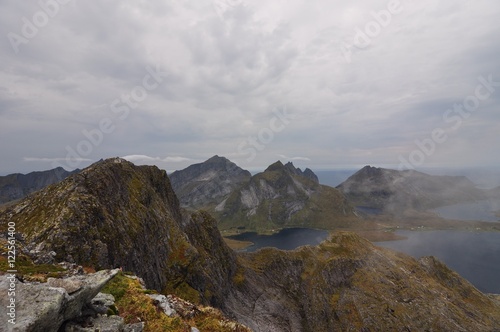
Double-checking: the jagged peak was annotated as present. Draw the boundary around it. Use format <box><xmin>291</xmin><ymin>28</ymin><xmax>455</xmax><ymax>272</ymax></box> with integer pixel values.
<box><xmin>264</xmin><ymin>161</ymin><xmax>318</xmax><ymax>183</ymax></box>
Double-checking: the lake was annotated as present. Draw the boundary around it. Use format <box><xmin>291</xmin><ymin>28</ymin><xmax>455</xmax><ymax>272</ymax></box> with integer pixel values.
<box><xmin>227</xmin><ymin>228</ymin><xmax>328</xmax><ymax>252</ymax></box>
<box><xmin>431</xmin><ymin>200</ymin><xmax>500</xmax><ymax>222</ymax></box>
<box><xmin>230</xmin><ymin>228</ymin><xmax>500</xmax><ymax>294</ymax></box>
<box><xmin>376</xmin><ymin>230</ymin><xmax>500</xmax><ymax>294</ymax></box>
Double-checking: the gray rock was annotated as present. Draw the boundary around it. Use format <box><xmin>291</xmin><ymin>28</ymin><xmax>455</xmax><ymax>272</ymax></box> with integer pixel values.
<box><xmin>191</xmin><ymin>327</ymin><xmax>200</xmax><ymax>332</ymax></box>
<box><xmin>147</xmin><ymin>294</ymin><xmax>177</xmax><ymax>317</ymax></box>
<box><xmin>88</xmin><ymin>292</ymin><xmax>116</xmax><ymax>315</ymax></box>
<box><xmin>0</xmin><ymin>269</ymin><xmax>119</xmax><ymax>332</ymax></box>
<box><xmin>92</xmin><ymin>292</ymin><xmax>116</xmax><ymax>307</ymax></box>
<box><xmin>47</xmin><ymin>277</ymin><xmax>84</xmax><ymax>294</ymax></box>
<box><xmin>64</xmin><ymin>315</ymin><xmax>124</xmax><ymax>332</ymax></box>
<box><xmin>123</xmin><ymin>322</ymin><xmax>145</xmax><ymax>332</ymax></box>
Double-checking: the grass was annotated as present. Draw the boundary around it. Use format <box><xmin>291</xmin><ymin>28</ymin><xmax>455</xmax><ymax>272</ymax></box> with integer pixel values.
<box><xmin>101</xmin><ymin>271</ymin><xmax>250</xmax><ymax>332</ymax></box>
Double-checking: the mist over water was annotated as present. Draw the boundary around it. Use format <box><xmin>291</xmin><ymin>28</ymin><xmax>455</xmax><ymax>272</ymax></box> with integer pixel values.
<box><xmin>417</xmin><ymin>167</ymin><xmax>500</xmax><ymax>189</ymax></box>
<box><xmin>376</xmin><ymin>230</ymin><xmax>500</xmax><ymax>294</ymax></box>
<box><xmin>432</xmin><ymin>200</ymin><xmax>500</xmax><ymax>222</ymax></box>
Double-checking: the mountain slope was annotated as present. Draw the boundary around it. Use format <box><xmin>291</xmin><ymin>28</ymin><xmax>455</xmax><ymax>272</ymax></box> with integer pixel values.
<box><xmin>231</xmin><ymin>233</ymin><xmax>500</xmax><ymax>331</ymax></box>
<box><xmin>215</xmin><ymin>161</ymin><xmax>358</xmax><ymax>232</ymax></box>
<box><xmin>2</xmin><ymin>158</ymin><xmax>500</xmax><ymax>331</ymax></box>
<box><xmin>0</xmin><ymin>167</ymin><xmax>78</xmax><ymax>204</ymax></box>
<box><xmin>0</xmin><ymin>158</ymin><xmax>237</xmax><ymax>301</ymax></box>
<box><xmin>337</xmin><ymin>165</ymin><xmax>486</xmax><ymax>213</ymax></box>
<box><xmin>169</xmin><ymin>155</ymin><xmax>251</xmax><ymax>209</ymax></box>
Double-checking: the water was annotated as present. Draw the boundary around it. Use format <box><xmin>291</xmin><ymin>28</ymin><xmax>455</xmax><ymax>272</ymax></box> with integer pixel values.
<box><xmin>376</xmin><ymin>230</ymin><xmax>500</xmax><ymax>294</ymax></box>
<box><xmin>228</xmin><ymin>228</ymin><xmax>328</xmax><ymax>253</ymax></box>
<box><xmin>315</xmin><ymin>170</ymin><xmax>356</xmax><ymax>187</ymax></box>
<box><xmin>431</xmin><ymin>200</ymin><xmax>500</xmax><ymax>222</ymax></box>
<box><xmin>356</xmin><ymin>206</ymin><xmax>383</xmax><ymax>215</ymax></box>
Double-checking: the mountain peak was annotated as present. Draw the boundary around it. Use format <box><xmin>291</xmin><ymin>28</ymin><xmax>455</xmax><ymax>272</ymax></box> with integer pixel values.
<box><xmin>338</xmin><ymin>165</ymin><xmax>485</xmax><ymax>213</ymax></box>
<box><xmin>206</xmin><ymin>155</ymin><xmax>228</xmax><ymax>163</ymax></box>
<box><xmin>265</xmin><ymin>160</ymin><xmax>319</xmax><ymax>183</ymax></box>
<box><xmin>265</xmin><ymin>160</ymin><xmax>285</xmax><ymax>172</ymax></box>
<box><xmin>169</xmin><ymin>156</ymin><xmax>251</xmax><ymax>209</ymax></box>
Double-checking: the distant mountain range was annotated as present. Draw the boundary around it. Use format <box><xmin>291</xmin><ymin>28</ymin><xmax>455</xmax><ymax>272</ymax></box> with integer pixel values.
<box><xmin>2</xmin><ymin>159</ymin><xmax>497</xmax><ymax>225</ymax></box>
<box><xmin>2</xmin><ymin>157</ymin><xmax>499</xmax><ymax>330</ymax></box>
<box><xmin>0</xmin><ymin>167</ymin><xmax>79</xmax><ymax>204</ymax></box>
<box><xmin>337</xmin><ymin>165</ymin><xmax>487</xmax><ymax>214</ymax></box>
<box><xmin>170</xmin><ymin>156</ymin><xmax>357</xmax><ymax>232</ymax></box>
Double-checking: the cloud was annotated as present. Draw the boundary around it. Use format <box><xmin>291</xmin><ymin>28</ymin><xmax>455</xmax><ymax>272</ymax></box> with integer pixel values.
<box><xmin>1</xmin><ymin>0</ymin><xmax>500</xmax><ymax>174</ymax></box>
<box><xmin>122</xmin><ymin>155</ymin><xmax>193</xmax><ymax>163</ymax></box>
<box><xmin>278</xmin><ymin>155</ymin><xmax>311</xmax><ymax>162</ymax></box>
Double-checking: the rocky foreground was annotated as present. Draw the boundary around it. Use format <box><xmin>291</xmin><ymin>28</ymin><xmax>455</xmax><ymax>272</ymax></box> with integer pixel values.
<box><xmin>1</xmin><ymin>158</ymin><xmax>500</xmax><ymax>331</ymax></box>
<box><xmin>0</xmin><ymin>266</ymin><xmax>250</xmax><ymax>332</ymax></box>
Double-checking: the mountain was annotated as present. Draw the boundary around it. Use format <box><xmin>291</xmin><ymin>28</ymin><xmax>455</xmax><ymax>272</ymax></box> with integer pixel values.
<box><xmin>337</xmin><ymin>165</ymin><xmax>486</xmax><ymax>213</ymax></box>
<box><xmin>0</xmin><ymin>166</ymin><xmax>78</xmax><ymax>204</ymax></box>
<box><xmin>2</xmin><ymin>158</ymin><xmax>500</xmax><ymax>331</ymax></box>
<box><xmin>214</xmin><ymin>161</ymin><xmax>358</xmax><ymax>232</ymax></box>
<box><xmin>169</xmin><ymin>155</ymin><xmax>251</xmax><ymax>209</ymax></box>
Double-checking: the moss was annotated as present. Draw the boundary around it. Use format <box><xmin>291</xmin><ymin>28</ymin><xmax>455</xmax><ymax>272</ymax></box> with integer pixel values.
<box><xmin>232</xmin><ymin>267</ymin><xmax>246</xmax><ymax>287</ymax></box>
<box><xmin>101</xmin><ymin>271</ymin><xmax>129</xmax><ymax>301</ymax></box>
<box><xmin>107</xmin><ymin>304</ymin><xmax>119</xmax><ymax>316</ymax></box>
<box><xmin>101</xmin><ymin>272</ymin><xmax>187</xmax><ymax>331</ymax></box>
<box><xmin>164</xmin><ymin>281</ymin><xmax>200</xmax><ymax>305</ymax></box>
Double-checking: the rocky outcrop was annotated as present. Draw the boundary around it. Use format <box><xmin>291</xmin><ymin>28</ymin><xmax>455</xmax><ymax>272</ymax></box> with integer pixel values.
<box><xmin>0</xmin><ymin>269</ymin><xmax>130</xmax><ymax>332</ymax></box>
<box><xmin>337</xmin><ymin>165</ymin><xmax>486</xmax><ymax>213</ymax></box>
<box><xmin>169</xmin><ymin>155</ymin><xmax>251</xmax><ymax>209</ymax></box>
<box><xmin>0</xmin><ymin>167</ymin><xmax>78</xmax><ymax>204</ymax></box>
<box><xmin>215</xmin><ymin>161</ymin><xmax>357</xmax><ymax>231</ymax></box>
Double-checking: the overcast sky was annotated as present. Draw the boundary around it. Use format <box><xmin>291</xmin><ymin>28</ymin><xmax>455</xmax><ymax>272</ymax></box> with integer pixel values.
<box><xmin>1</xmin><ymin>0</ymin><xmax>499</xmax><ymax>175</ymax></box>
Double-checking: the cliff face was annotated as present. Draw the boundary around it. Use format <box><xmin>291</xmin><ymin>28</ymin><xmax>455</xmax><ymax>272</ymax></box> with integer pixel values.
<box><xmin>2</xmin><ymin>159</ymin><xmax>500</xmax><ymax>331</ymax></box>
<box><xmin>0</xmin><ymin>167</ymin><xmax>78</xmax><ymax>204</ymax></box>
<box><xmin>337</xmin><ymin>165</ymin><xmax>486</xmax><ymax>213</ymax></box>
<box><xmin>215</xmin><ymin>161</ymin><xmax>357</xmax><ymax>232</ymax></box>
<box><xmin>169</xmin><ymin>155</ymin><xmax>251</xmax><ymax>209</ymax></box>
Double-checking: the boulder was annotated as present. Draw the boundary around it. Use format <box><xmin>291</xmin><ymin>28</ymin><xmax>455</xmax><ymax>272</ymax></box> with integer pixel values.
<box><xmin>0</xmin><ymin>269</ymin><xmax>119</xmax><ymax>332</ymax></box>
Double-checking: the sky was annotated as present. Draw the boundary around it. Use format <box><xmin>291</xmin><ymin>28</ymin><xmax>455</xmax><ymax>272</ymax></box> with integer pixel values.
<box><xmin>1</xmin><ymin>0</ymin><xmax>499</xmax><ymax>175</ymax></box>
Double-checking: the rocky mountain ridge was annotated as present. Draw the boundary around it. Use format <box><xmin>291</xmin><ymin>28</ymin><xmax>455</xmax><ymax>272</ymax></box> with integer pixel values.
<box><xmin>170</xmin><ymin>157</ymin><xmax>356</xmax><ymax>232</ymax></box>
<box><xmin>1</xmin><ymin>158</ymin><xmax>500</xmax><ymax>331</ymax></box>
